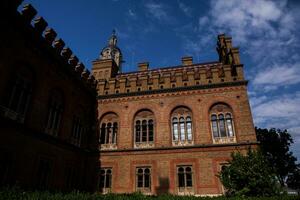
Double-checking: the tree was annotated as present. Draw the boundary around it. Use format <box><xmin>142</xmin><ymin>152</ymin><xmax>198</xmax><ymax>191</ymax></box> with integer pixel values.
<box><xmin>255</xmin><ymin>127</ymin><xmax>298</xmax><ymax>187</ymax></box>
<box><xmin>219</xmin><ymin>150</ymin><xmax>281</xmax><ymax>197</ymax></box>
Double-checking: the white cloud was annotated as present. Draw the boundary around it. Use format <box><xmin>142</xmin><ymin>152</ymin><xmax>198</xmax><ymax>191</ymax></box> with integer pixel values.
<box><xmin>250</xmin><ymin>92</ymin><xmax>300</xmax><ymax>159</ymax></box>
<box><xmin>178</xmin><ymin>1</ymin><xmax>192</xmax><ymax>17</ymax></box>
<box><xmin>253</xmin><ymin>63</ymin><xmax>300</xmax><ymax>90</ymax></box>
<box><xmin>127</xmin><ymin>9</ymin><xmax>136</xmax><ymax>18</ymax></box>
<box><xmin>192</xmin><ymin>0</ymin><xmax>300</xmax><ymax>91</ymax></box>
<box><xmin>145</xmin><ymin>2</ymin><xmax>169</xmax><ymax>22</ymax></box>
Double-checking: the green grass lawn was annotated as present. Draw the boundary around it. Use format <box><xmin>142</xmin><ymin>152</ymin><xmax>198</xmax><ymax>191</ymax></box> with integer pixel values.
<box><xmin>0</xmin><ymin>188</ymin><xmax>299</xmax><ymax>200</ymax></box>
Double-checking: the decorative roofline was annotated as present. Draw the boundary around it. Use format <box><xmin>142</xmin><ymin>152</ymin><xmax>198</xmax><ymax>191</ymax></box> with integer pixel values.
<box><xmin>13</xmin><ymin>3</ymin><xmax>97</xmax><ymax>92</ymax></box>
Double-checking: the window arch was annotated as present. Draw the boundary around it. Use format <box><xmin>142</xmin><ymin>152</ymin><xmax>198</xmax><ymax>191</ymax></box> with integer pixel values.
<box><xmin>134</xmin><ymin>110</ymin><xmax>155</xmax><ymax>148</ymax></box>
<box><xmin>45</xmin><ymin>89</ymin><xmax>64</xmax><ymax>136</ymax></box>
<box><xmin>210</xmin><ymin>103</ymin><xmax>236</xmax><ymax>144</ymax></box>
<box><xmin>7</xmin><ymin>66</ymin><xmax>34</xmax><ymax>121</ymax></box>
<box><xmin>100</xmin><ymin>112</ymin><xmax>119</xmax><ymax>149</ymax></box>
<box><xmin>171</xmin><ymin>106</ymin><xmax>193</xmax><ymax>146</ymax></box>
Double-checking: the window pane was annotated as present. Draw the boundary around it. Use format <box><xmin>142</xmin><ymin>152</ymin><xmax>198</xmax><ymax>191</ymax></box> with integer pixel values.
<box><xmin>112</xmin><ymin>122</ymin><xmax>118</xmax><ymax>144</ymax></box>
<box><xmin>173</xmin><ymin>123</ymin><xmax>178</xmax><ymax>141</ymax></box>
<box><xmin>144</xmin><ymin>174</ymin><xmax>150</xmax><ymax>188</ymax></box>
<box><xmin>105</xmin><ymin>173</ymin><xmax>111</xmax><ymax>188</ymax></box>
<box><xmin>135</xmin><ymin>121</ymin><xmax>141</xmax><ymax>142</ymax></box>
<box><xmin>187</xmin><ymin>121</ymin><xmax>192</xmax><ymax>141</ymax></box>
<box><xmin>178</xmin><ymin>173</ymin><xmax>185</xmax><ymax>187</ymax></box>
<box><xmin>226</xmin><ymin>119</ymin><xmax>234</xmax><ymax>137</ymax></box>
<box><xmin>100</xmin><ymin>124</ymin><xmax>106</xmax><ymax>144</ymax></box>
<box><xmin>180</xmin><ymin>118</ymin><xmax>185</xmax><ymax>141</ymax></box>
<box><xmin>137</xmin><ymin>174</ymin><xmax>143</xmax><ymax>187</ymax></box>
<box><xmin>142</xmin><ymin>120</ymin><xmax>147</xmax><ymax>142</ymax></box>
<box><xmin>106</xmin><ymin>123</ymin><xmax>111</xmax><ymax>144</ymax></box>
<box><xmin>212</xmin><ymin>121</ymin><xmax>219</xmax><ymax>138</ymax></box>
<box><xmin>218</xmin><ymin>114</ymin><xmax>226</xmax><ymax>137</ymax></box>
<box><xmin>186</xmin><ymin>173</ymin><xmax>192</xmax><ymax>187</ymax></box>
<box><xmin>148</xmin><ymin>120</ymin><xmax>153</xmax><ymax>142</ymax></box>
<box><xmin>99</xmin><ymin>175</ymin><xmax>105</xmax><ymax>188</ymax></box>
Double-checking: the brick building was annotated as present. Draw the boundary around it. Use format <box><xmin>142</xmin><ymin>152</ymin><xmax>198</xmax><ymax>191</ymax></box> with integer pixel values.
<box><xmin>0</xmin><ymin>2</ymin><xmax>99</xmax><ymax>191</ymax></box>
<box><xmin>93</xmin><ymin>32</ymin><xmax>258</xmax><ymax>195</ymax></box>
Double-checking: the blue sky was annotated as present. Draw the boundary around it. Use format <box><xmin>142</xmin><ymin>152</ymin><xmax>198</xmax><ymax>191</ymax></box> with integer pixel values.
<box><xmin>23</xmin><ymin>0</ymin><xmax>300</xmax><ymax>160</ymax></box>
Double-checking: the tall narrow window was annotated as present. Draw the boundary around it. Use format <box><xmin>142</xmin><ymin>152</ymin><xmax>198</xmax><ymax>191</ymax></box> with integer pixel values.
<box><xmin>6</xmin><ymin>67</ymin><xmax>33</xmax><ymax>121</ymax></box>
<box><xmin>99</xmin><ymin>168</ymin><xmax>112</xmax><ymax>193</ymax></box>
<box><xmin>134</xmin><ymin>110</ymin><xmax>155</xmax><ymax>148</ymax></box>
<box><xmin>142</xmin><ymin>120</ymin><xmax>147</xmax><ymax>142</ymax></box>
<box><xmin>136</xmin><ymin>167</ymin><xmax>151</xmax><ymax>192</ymax></box>
<box><xmin>36</xmin><ymin>158</ymin><xmax>52</xmax><ymax>190</ymax></box>
<box><xmin>172</xmin><ymin>117</ymin><xmax>179</xmax><ymax>141</ymax></box>
<box><xmin>135</xmin><ymin>120</ymin><xmax>141</xmax><ymax>143</ymax></box>
<box><xmin>45</xmin><ymin>89</ymin><xmax>63</xmax><ymax>136</ymax></box>
<box><xmin>226</xmin><ymin>114</ymin><xmax>234</xmax><ymax>137</ymax></box>
<box><xmin>70</xmin><ymin>115</ymin><xmax>84</xmax><ymax>147</ymax></box>
<box><xmin>211</xmin><ymin>115</ymin><xmax>219</xmax><ymax>137</ymax></box>
<box><xmin>186</xmin><ymin>117</ymin><xmax>192</xmax><ymax>141</ymax></box>
<box><xmin>219</xmin><ymin>114</ymin><xmax>226</xmax><ymax>137</ymax></box>
<box><xmin>171</xmin><ymin>107</ymin><xmax>193</xmax><ymax>146</ymax></box>
<box><xmin>210</xmin><ymin>103</ymin><xmax>236</xmax><ymax>144</ymax></box>
<box><xmin>179</xmin><ymin>117</ymin><xmax>185</xmax><ymax>141</ymax></box>
<box><xmin>99</xmin><ymin>113</ymin><xmax>119</xmax><ymax>149</ymax></box>
<box><xmin>148</xmin><ymin>120</ymin><xmax>154</xmax><ymax>142</ymax></box>
<box><xmin>112</xmin><ymin>122</ymin><xmax>118</xmax><ymax>144</ymax></box>
<box><xmin>100</xmin><ymin>123</ymin><xmax>106</xmax><ymax>144</ymax></box>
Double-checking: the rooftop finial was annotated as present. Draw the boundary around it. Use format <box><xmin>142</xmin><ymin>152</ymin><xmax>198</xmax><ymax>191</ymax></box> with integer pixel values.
<box><xmin>109</xmin><ymin>29</ymin><xmax>117</xmax><ymax>46</ymax></box>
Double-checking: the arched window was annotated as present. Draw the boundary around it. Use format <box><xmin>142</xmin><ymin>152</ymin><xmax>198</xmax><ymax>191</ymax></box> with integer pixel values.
<box><xmin>171</xmin><ymin>107</ymin><xmax>193</xmax><ymax>146</ymax></box>
<box><xmin>45</xmin><ymin>89</ymin><xmax>64</xmax><ymax>136</ymax></box>
<box><xmin>99</xmin><ymin>168</ymin><xmax>112</xmax><ymax>193</ymax></box>
<box><xmin>134</xmin><ymin>110</ymin><xmax>155</xmax><ymax>148</ymax></box>
<box><xmin>7</xmin><ymin>66</ymin><xmax>34</xmax><ymax>121</ymax></box>
<box><xmin>177</xmin><ymin>166</ymin><xmax>193</xmax><ymax>193</ymax></box>
<box><xmin>210</xmin><ymin>103</ymin><xmax>236</xmax><ymax>144</ymax></box>
<box><xmin>136</xmin><ymin>167</ymin><xmax>151</xmax><ymax>192</ymax></box>
<box><xmin>99</xmin><ymin>113</ymin><xmax>119</xmax><ymax>149</ymax></box>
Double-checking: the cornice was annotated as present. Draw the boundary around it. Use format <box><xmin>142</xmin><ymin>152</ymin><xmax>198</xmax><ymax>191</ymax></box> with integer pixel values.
<box><xmin>98</xmin><ymin>80</ymin><xmax>248</xmax><ymax>100</ymax></box>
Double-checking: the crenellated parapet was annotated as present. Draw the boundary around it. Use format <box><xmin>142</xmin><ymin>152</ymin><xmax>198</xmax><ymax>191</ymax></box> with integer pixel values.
<box><xmin>15</xmin><ymin>3</ymin><xmax>97</xmax><ymax>90</ymax></box>
<box><xmin>216</xmin><ymin>33</ymin><xmax>243</xmax><ymax>78</ymax></box>
<box><xmin>93</xmin><ymin>33</ymin><xmax>245</xmax><ymax>97</ymax></box>
<box><xmin>96</xmin><ymin>59</ymin><xmax>245</xmax><ymax>96</ymax></box>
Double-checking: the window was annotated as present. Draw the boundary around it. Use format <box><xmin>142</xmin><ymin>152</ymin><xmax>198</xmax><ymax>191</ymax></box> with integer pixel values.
<box><xmin>210</xmin><ymin>103</ymin><xmax>236</xmax><ymax>144</ymax></box>
<box><xmin>134</xmin><ymin>110</ymin><xmax>155</xmax><ymax>148</ymax></box>
<box><xmin>177</xmin><ymin>166</ymin><xmax>193</xmax><ymax>193</ymax></box>
<box><xmin>65</xmin><ymin>165</ymin><xmax>78</xmax><ymax>191</ymax></box>
<box><xmin>136</xmin><ymin>167</ymin><xmax>151</xmax><ymax>193</ymax></box>
<box><xmin>70</xmin><ymin>115</ymin><xmax>84</xmax><ymax>146</ymax></box>
<box><xmin>100</xmin><ymin>113</ymin><xmax>119</xmax><ymax>149</ymax></box>
<box><xmin>45</xmin><ymin>89</ymin><xmax>64</xmax><ymax>136</ymax></box>
<box><xmin>5</xmin><ymin>67</ymin><xmax>34</xmax><ymax>122</ymax></box>
<box><xmin>99</xmin><ymin>168</ymin><xmax>112</xmax><ymax>193</ymax></box>
<box><xmin>36</xmin><ymin>158</ymin><xmax>52</xmax><ymax>190</ymax></box>
<box><xmin>171</xmin><ymin>107</ymin><xmax>193</xmax><ymax>146</ymax></box>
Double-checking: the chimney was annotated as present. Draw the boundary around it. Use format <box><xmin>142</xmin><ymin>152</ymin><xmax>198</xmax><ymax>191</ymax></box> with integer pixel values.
<box><xmin>182</xmin><ymin>56</ymin><xmax>193</xmax><ymax>66</ymax></box>
<box><xmin>138</xmin><ymin>62</ymin><xmax>149</xmax><ymax>71</ymax></box>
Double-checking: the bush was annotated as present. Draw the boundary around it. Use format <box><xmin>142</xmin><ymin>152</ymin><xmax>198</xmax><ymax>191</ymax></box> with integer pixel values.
<box><xmin>219</xmin><ymin>150</ymin><xmax>282</xmax><ymax>197</ymax></box>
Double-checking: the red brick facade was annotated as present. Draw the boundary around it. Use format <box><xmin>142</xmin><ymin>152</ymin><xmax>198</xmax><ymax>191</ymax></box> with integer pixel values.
<box><xmin>93</xmin><ymin>33</ymin><xmax>258</xmax><ymax>195</ymax></box>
